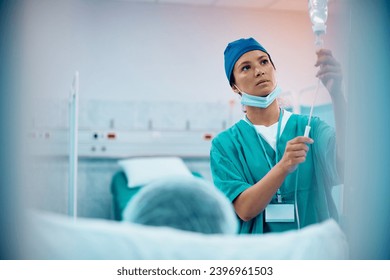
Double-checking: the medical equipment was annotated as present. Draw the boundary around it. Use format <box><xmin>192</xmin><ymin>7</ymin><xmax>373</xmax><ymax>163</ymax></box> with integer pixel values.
<box><xmin>308</xmin><ymin>0</ymin><xmax>328</xmax><ymax>48</ymax></box>
<box><xmin>296</xmin><ymin>0</ymin><xmax>330</xmax><ymax>230</ymax></box>
<box><xmin>294</xmin><ymin>171</ymin><xmax>301</xmax><ymax>229</ymax></box>
<box><xmin>304</xmin><ymin>0</ymin><xmax>328</xmax><ymax>137</ymax></box>
<box><xmin>68</xmin><ymin>71</ymin><xmax>79</xmax><ymax>219</ymax></box>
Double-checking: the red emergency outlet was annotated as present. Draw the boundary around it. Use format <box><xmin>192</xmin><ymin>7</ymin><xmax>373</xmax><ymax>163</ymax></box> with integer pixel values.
<box><xmin>107</xmin><ymin>132</ymin><xmax>116</xmax><ymax>139</ymax></box>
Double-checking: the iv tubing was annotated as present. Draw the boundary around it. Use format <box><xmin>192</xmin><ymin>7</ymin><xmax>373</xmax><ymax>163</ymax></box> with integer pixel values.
<box><xmin>304</xmin><ymin>31</ymin><xmax>324</xmax><ymax>137</ymax></box>
<box><xmin>308</xmin><ymin>78</ymin><xmax>321</xmax><ymax>126</ymax></box>
<box><xmin>304</xmin><ymin>74</ymin><xmax>322</xmax><ymax>137</ymax></box>
<box><xmin>294</xmin><ymin>168</ymin><xmax>301</xmax><ymax>230</ymax></box>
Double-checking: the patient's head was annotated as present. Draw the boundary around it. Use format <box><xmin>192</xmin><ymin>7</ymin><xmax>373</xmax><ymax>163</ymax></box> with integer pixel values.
<box><xmin>122</xmin><ymin>176</ymin><xmax>238</xmax><ymax>234</ymax></box>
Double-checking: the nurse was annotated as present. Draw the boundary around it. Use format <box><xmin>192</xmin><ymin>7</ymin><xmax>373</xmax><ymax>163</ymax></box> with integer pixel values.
<box><xmin>210</xmin><ymin>37</ymin><xmax>346</xmax><ymax>234</ymax></box>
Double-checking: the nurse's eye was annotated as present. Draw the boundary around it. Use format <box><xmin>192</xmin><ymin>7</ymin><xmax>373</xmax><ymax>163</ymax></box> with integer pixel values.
<box><xmin>261</xmin><ymin>59</ymin><xmax>269</xmax><ymax>65</ymax></box>
<box><xmin>241</xmin><ymin>65</ymin><xmax>250</xmax><ymax>72</ymax></box>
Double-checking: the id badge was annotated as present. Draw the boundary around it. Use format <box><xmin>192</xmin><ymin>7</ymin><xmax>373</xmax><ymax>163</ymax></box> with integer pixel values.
<box><xmin>265</xmin><ymin>204</ymin><xmax>295</xmax><ymax>223</ymax></box>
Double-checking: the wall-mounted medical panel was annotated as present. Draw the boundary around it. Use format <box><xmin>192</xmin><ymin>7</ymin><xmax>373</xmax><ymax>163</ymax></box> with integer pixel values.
<box><xmin>28</xmin><ymin>129</ymin><xmax>217</xmax><ymax>159</ymax></box>
<box><xmin>27</xmin><ymin>98</ymin><xmax>242</xmax><ymax>158</ymax></box>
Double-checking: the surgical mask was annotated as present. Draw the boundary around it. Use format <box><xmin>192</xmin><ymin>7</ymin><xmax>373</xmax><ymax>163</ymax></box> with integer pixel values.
<box><xmin>238</xmin><ymin>85</ymin><xmax>282</xmax><ymax>108</ymax></box>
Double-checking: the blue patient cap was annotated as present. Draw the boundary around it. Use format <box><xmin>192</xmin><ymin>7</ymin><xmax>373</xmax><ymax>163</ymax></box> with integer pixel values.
<box><xmin>224</xmin><ymin>37</ymin><xmax>273</xmax><ymax>85</ymax></box>
<box><xmin>122</xmin><ymin>176</ymin><xmax>238</xmax><ymax>235</ymax></box>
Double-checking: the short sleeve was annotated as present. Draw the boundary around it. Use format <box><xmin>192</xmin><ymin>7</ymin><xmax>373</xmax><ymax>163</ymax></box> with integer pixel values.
<box><xmin>210</xmin><ymin>138</ymin><xmax>252</xmax><ymax>203</ymax></box>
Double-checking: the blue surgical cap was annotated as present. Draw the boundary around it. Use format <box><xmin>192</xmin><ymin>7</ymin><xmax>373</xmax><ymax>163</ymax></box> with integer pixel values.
<box><xmin>224</xmin><ymin>37</ymin><xmax>274</xmax><ymax>85</ymax></box>
<box><xmin>122</xmin><ymin>176</ymin><xmax>238</xmax><ymax>234</ymax></box>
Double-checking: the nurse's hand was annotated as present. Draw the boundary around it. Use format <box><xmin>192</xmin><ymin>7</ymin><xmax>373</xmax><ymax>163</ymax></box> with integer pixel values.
<box><xmin>277</xmin><ymin>136</ymin><xmax>314</xmax><ymax>174</ymax></box>
<box><xmin>315</xmin><ymin>49</ymin><xmax>343</xmax><ymax>97</ymax></box>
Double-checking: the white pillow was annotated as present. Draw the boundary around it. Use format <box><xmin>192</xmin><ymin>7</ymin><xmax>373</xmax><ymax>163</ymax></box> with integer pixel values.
<box><xmin>118</xmin><ymin>157</ymin><xmax>193</xmax><ymax>188</ymax></box>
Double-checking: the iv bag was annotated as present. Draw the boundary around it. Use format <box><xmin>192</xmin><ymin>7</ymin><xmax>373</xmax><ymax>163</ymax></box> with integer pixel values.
<box><xmin>308</xmin><ymin>0</ymin><xmax>328</xmax><ymax>46</ymax></box>
<box><xmin>308</xmin><ymin>0</ymin><xmax>328</xmax><ymax>33</ymax></box>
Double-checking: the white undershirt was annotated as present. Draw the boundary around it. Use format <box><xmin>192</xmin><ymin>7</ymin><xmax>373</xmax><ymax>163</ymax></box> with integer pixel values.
<box><xmin>244</xmin><ymin>109</ymin><xmax>292</xmax><ymax>151</ymax></box>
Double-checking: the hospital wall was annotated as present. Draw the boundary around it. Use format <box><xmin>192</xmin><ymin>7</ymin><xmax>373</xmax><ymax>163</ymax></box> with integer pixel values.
<box><xmin>16</xmin><ymin>0</ymin><xmax>344</xmax><ymax>221</ymax></box>
<box><xmin>19</xmin><ymin>0</ymin><xmax>343</xmax><ymax>108</ymax></box>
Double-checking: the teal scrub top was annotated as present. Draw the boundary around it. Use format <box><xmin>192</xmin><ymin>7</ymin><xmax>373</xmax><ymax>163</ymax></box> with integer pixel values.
<box><xmin>210</xmin><ymin>113</ymin><xmax>340</xmax><ymax>234</ymax></box>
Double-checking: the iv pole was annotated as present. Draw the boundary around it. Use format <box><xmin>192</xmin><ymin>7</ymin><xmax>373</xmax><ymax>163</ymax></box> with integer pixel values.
<box><xmin>68</xmin><ymin>71</ymin><xmax>79</xmax><ymax>219</ymax></box>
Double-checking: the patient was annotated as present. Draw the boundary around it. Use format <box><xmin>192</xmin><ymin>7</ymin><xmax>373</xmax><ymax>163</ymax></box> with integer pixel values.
<box><xmin>122</xmin><ymin>176</ymin><xmax>238</xmax><ymax>234</ymax></box>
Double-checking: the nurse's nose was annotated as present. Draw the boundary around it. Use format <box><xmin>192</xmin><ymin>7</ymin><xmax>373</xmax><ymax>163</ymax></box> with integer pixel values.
<box><xmin>254</xmin><ymin>66</ymin><xmax>265</xmax><ymax>77</ymax></box>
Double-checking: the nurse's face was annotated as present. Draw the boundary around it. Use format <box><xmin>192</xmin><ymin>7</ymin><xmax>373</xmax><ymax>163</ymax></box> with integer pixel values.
<box><xmin>232</xmin><ymin>50</ymin><xmax>276</xmax><ymax>97</ymax></box>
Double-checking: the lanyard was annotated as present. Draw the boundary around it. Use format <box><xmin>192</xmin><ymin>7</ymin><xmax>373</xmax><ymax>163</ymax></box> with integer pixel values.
<box><xmin>245</xmin><ymin>108</ymin><xmax>284</xmax><ymax>202</ymax></box>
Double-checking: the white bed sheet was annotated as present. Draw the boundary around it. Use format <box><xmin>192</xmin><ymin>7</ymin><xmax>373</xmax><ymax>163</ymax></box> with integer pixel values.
<box><xmin>23</xmin><ymin>211</ymin><xmax>349</xmax><ymax>260</ymax></box>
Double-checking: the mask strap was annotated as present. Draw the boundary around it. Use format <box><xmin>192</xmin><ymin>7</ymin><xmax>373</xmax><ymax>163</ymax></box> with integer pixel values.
<box><xmin>234</xmin><ymin>84</ymin><xmax>243</xmax><ymax>95</ymax></box>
